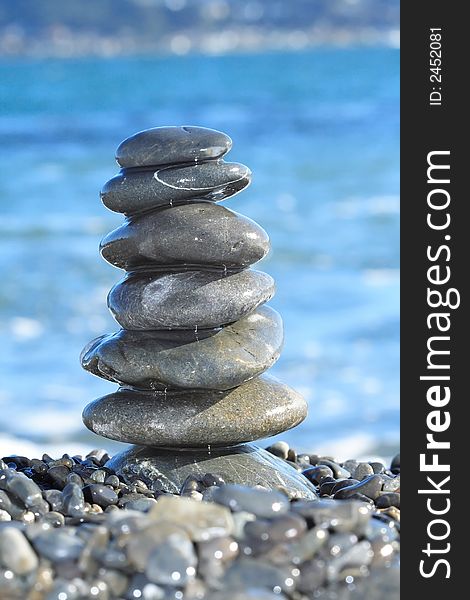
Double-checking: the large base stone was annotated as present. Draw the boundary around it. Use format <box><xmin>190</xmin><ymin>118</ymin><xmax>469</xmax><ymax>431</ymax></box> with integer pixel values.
<box><xmin>106</xmin><ymin>443</ymin><xmax>318</xmax><ymax>499</ymax></box>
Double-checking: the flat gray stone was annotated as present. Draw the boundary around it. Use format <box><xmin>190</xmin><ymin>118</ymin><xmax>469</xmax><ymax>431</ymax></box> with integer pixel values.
<box><xmin>81</xmin><ymin>306</ymin><xmax>283</xmax><ymax>390</ymax></box>
<box><xmin>100</xmin><ymin>202</ymin><xmax>270</xmax><ymax>271</ymax></box>
<box><xmin>116</xmin><ymin>126</ymin><xmax>232</xmax><ymax>168</ymax></box>
<box><xmin>108</xmin><ymin>269</ymin><xmax>275</xmax><ymax>330</ymax></box>
<box><xmin>106</xmin><ymin>443</ymin><xmax>317</xmax><ymax>499</ymax></box>
<box><xmin>82</xmin><ymin>374</ymin><xmax>307</xmax><ymax>447</ymax></box>
<box><xmin>101</xmin><ymin>161</ymin><xmax>250</xmax><ymax>215</ymax></box>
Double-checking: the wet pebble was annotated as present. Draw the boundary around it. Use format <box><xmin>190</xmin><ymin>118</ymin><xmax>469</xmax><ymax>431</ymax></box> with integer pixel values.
<box><xmin>330</xmin><ymin>479</ymin><xmax>360</xmax><ymax>495</ymax></box>
<box><xmin>302</xmin><ymin>465</ymin><xmax>334</xmax><ymax>485</ymax></box>
<box><xmin>0</xmin><ymin>526</ymin><xmax>38</xmax><ymax>574</ymax></box>
<box><xmin>145</xmin><ymin>529</ymin><xmax>197</xmax><ymax>586</ymax></box>
<box><xmin>317</xmin><ymin>459</ymin><xmax>351</xmax><ymax>479</ymax></box>
<box><xmin>43</xmin><ymin>489</ymin><xmax>64</xmax><ymax>512</ymax></box>
<box><xmin>83</xmin><ymin>484</ymin><xmax>118</xmax><ymax>508</ymax></box>
<box><xmin>376</xmin><ymin>493</ymin><xmax>400</xmax><ymax>509</ymax></box>
<box><xmin>292</xmin><ymin>500</ymin><xmax>371</xmax><ymax>534</ymax></box>
<box><xmin>0</xmin><ymin>509</ymin><xmax>11</xmax><ymax>522</ymax></box>
<box><xmin>150</xmin><ymin>495</ymin><xmax>234</xmax><ymax>541</ymax></box>
<box><xmin>47</xmin><ymin>465</ymin><xmax>70</xmax><ymax>489</ymax></box>
<box><xmin>383</xmin><ymin>473</ymin><xmax>400</xmax><ymax>493</ymax></box>
<box><xmin>124</xmin><ymin>497</ymin><xmax>157</xmax><ymax>512</ymax></box>
<box><xmin>333</xmin><ymin>475</ymin><xmax>383</xmax><ymax>501</ymax></box>
<box><xmin>223</xmin><ymin>558</ymin><xmax>298</xmax><ymax>594</ymax></box>
<box><xmin>212</xmin><ymin>484</ymin><xmax>289</xmax><ymax>518</ymax></box>
<box><xmin>33</xmin><ymin>529</ymin><xmax>85</xmax><ymax>563</ymax></box>
<box><xmin>5</xmin><ymin>472</ymin><xmax>42</xmax><ymax>508</ymax></box>
<box><xmin>353</xmin><ymin>462</ymin><xmax>374</xmax><ymax>481</ymax></box>
<box><xmin>266</xmin><ymin>441</ymin><xmax>290</xmax><ymax>460</ymax></box>
<box><xmin>61</xmin><ymin>483</ymin><xmax>86</xmax><ymax>517</ymax></box>
<box><xmin>369</xmin><ymin>461</ymin><xmax>386</xmax><ymax>474</ymax></box>
<box><xmin>390</xmin><ymin>453</ymin><xmax>400</xmax><ymax>473</ymax></box>
<box><xmin>245</xmin><ymin>513</ymin><xmax>307</xmax><ymax>545</ymax></box>
<box><xmin>319</xmin><ymin>476</ymin><xmax>339</xmax><ymax>496</ymax></box>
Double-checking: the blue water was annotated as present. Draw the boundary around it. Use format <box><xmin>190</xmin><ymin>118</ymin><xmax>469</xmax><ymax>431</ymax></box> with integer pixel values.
<box><xmin>0</xmin><ymin>49</ymin><xmax>399</xmax><ymax>459</ymax></box>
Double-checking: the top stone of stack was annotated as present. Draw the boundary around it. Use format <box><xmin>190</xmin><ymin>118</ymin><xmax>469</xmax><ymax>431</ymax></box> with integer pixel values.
<box><xmin>102</xmin><ymin>126</ymin><xmax>251</xmax><ymax>216</ymax></box>
<box><xmin>115</xmin><ymin>125</ymin><xmax>232</xmax><ymax>168</ymax></box>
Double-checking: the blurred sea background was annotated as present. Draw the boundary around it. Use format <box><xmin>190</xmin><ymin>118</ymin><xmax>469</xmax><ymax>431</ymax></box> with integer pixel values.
<box><xmin>0</xmin><ymin>0</ymin><xmax>399</xmax><ymax>460</ymax></box>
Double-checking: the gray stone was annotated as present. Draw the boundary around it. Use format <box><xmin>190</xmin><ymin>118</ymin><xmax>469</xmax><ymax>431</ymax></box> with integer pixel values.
<box><xmin>82</xmin><ymin>484</ymin><xmax>118</xmax><ymax>508</ymax></box>
<box><xmin>108</xmin><ymin>269</ymin><xmax>274</xmax><ymax>330</ymax></box>
<box><xmin>265</xmin><ymin>441</ymin><xmax>290</xmax><ymax>460</ymax></box>
<box><xmin>0</xmin><ymin>510</ymin><xmax>11</xmax><ymax>522</ymax></box>
<box><xmin>0</xmin><ymin>490</ymin><xmax>22</xmax><ymax>519</ymax></box>
<box><xmin>297</xmin><ymin>559</ymin><xmax>327</xmax><ymax>593</ymax></box>
<box><xmin>61</xmin><ymin>483</ymin><xmax>85</xmax><ymax>517</ymax></box>
<box><xmin>0</xmin><ymin>527</ymin><xmax>38</xmax><ymax>574</ymax></box>
<box><xmin>198</xmin><ymin>536</ymin><xmax>239</xmax><ymax>582</ymax></box>
<box><xmin>317</xmin><ymin>459</ymin><xmax>351</xmax><ymax>479</ymax></box>
<box><xmin>125</xmin><ymin>521</ymin><xmax>197</xmax><ymax>586</ymax></box>
<box><xmin>382</xmin><ymin>473</ymin><xmax>400</xmax><ymax>492</ymax></box>
<box><xmin>333</xmin><ymin>474</ymin><xmax>384</xmax><ymax>501</ymax></box>
<box><xmin>391</xmin><ymin>453</ymin><xmax>400</xmax><ymax>472</ymax></box>
<box><xmin>212</xmin><ymin>484</ymin><xmax>289</xmax><ymax>518</ymax></box>
<box><xmin>116</xmin><ymin>126</ymin><xmax>232</xmax><ymax>168</ymax></box>
<box><xmin>376</xmin><ymin>492</ymin><xmax>400</xmax><ymax>509</ymax></box>
<box><xmin>148</xmin><ymin>495</ymin><xmax>234</xmax><ymax>542</ymax></box>
<box><xmin>125</xmin><ymin>574</ymin><xmax>166</xmax><ymax>600</ymax></box>
<box><xmin>5</xmin><ymin>472</ymin><xmax>42</xmax><ymax>508</ymax></box>
<box><xmin>222</xmin><ymin>559</ymin><xmax>298</xmax><ymax>594</ymax></box>
<box><xmin>343</xmin><ymin>459</ymin><xmax>359</xmax><ymax>473</ymax></box>
<box><xmin>33</xmin><ymin>529</ymin><xmax>85</xmax><ymax>563</ymax></box>
<box><xmin>369</xmin><ymin>461</ymin><xmax>386</xmax><ymax>474</ymax></box>
<box><xmin>145</xmin><ymin>530</ymin><xmax>197</xmax><ymax>586</ymax></box>
<box><xmin>101</xmin><ymin>161</ymin><xmax>250</xmax><ymax>215</ymax></box>
<box><xmin>244</xmin><ymin>513</ymin><xmax>307</xmax><ymax>543</ymax></box>
<box><xmin>100</xmin><ymin>202</ymin><xmax>270</xmax><ymax>271</ymax></box>
<box><xmin>43</xmin><ymin>489</ymin><xmax>63</xmax><ymax>512</ymax></box>
<box><xmin>206</xmin><ymin>592</ymin><xmax>286</xmax><ymax>600</ymax></box>
<box><xmin>353</xmin><ymin>462</ymin><xmax>375</xmax><ymax>481</ymax></box>
<box><xmin>287</xmin><ymin>525</ymin><xmax>330</xmax><ymax>564</ymax></box>
<box><xmin>291</xmin><ymin>499</ymin><xmax>372</xmax><ymax>534</ymax></box>
<box><xmin>82</xmin><ymin>375</ymin><xmax>306</xmax><ymax>447</ymax></box>
<box><xmin>40</xmin><ymin>512</ymin><xmax>65</xmax><ymax>528</ymax></box>
<box><xmin>81</xmin><ymin>306</ymin><xmax>283</xmax><ymax>390</ymax></box>
<box><xmin>325</xmin><ymin>539</ymin><xmax>373</xmax><ymax>583</ymax></box>
<box><xmin>106</xmin><ymin>443</ymin><xmax>317</xmax><ymax>499</ymax></box>
<box><xmin>123</xmin><ymin>497</ymin><xmax>157</xmax><ymax>512</ymax></box>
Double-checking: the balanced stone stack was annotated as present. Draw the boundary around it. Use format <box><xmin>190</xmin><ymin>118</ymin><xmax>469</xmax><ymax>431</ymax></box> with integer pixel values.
<box><xmin>81</xmin><ymin>126</ymin><xmax>316</xmax><ymax>498</ymax></box>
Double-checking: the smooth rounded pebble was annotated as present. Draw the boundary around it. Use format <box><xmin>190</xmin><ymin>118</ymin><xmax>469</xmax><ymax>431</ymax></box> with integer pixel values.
<box><xmin>32</xmin><ymin>529</ymin><xmax>85</xmax><ymax>563</ymax></box>
<box><xmin>0</xmin><ymin>527</ymin><xmax>38</xmax><ymax>574</ymax></box>
<box><xmin>265</xmin><ymin>441</ymin><xmax>290</xmax><ymax>460</ymax></box>
<box><xmin>116</xmin><ymin>126</ymin><xmax>232</xmax><ymax>168</ymax></box>
<box><xmin>82</xmin><ymin>375</ymin><xmax>307</xmax><ymax>447</ymax></box>
<box><xmin>353</xmin><ymin>462</ymin><xmax>375</xmax><ymax>481</ymax></box>
<box><xmin>108</xmin><ymin>269</ymin><xmax>275</xmax><ymax>330</ymax></box>
<box><xmin>302</xmin><ymin>465</ymin><xmax>334</xmax><ymax>485</ymax></box>
<box><xmin>212</xmin><ymin>484</ymin><xmax>289</xmax><ymax>518</ymax></box>
<box><xmin>149</xmin><ymin>495</ymin><xmax>234</xmax><ymax>542</ymax></box>
<box><xmin>101</xmin><ymin>161</ymin><xmax>251</xmax><ymax>215</ymax></box>
<box><xmin>107</xmin><ymin>443</ymin><xmax>317</xmax><ymax>499</ymax></box>
<box><xmin>100</xmin><ymin>202</ymin><xmax>270</xmax><ymax>271</ymax></box>
<box><xmin>333</xmin><ymin>474</ymin><xmax>384</xmax><ymax>501</ymax></box>
<box><xmin>81</xmin><ymin>306</ymin><xmax>283</xmax><ymax>390</ymax></box>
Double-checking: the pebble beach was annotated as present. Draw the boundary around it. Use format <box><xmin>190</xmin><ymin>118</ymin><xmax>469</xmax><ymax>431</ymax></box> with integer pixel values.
<box><xmin>0</xmin><ymin>443</ymin><xmax>400</xmax><ymax>599</ymax></box>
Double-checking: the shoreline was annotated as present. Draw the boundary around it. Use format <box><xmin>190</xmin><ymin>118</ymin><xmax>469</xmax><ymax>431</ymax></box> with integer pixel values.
<box><xmin>0</xmin><ymin>29</ymin><xmax>399</xmax><ymax>60</ymax></box>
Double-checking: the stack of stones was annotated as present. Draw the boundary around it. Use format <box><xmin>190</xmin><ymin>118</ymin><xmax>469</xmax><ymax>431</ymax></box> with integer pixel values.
<box><xmin>81</xmin><ymin>126</ymin><xmax>316</xmax><ymax>498</ymax></box>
